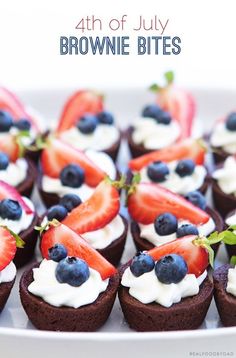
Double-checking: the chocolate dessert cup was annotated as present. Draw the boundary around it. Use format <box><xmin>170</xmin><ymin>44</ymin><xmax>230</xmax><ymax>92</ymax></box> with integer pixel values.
<box><xmin>0</xmin><ymin>279</ymin><xmax>15</xmax><ymax>313</ymax></box>
<box><xmin>20</xmin><ymin>263</ymin><xmax>119</xmax><ymax>331</ymax></box>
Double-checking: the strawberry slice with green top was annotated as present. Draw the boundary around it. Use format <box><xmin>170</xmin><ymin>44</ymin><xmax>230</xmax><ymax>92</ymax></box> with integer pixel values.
<box><xmin>40</xmin><ymin>223</ymin><xmax>117</xmax><ymax>280</ymax></box>
<box><xmin>62</xmin><ymin>178</ymin><xmax>123</xmax><ymax>234</ymax></box>
<box><xmin>0</xmin><ymin>87</ymin><xmax>40</xmax><ymax>132</ymax></box>
<box><xmin>40</xmin><ymin>136</ymin><xmax>106</xmax><ymax>187</ymax></box>
<box><xmin>127</xmin><ymin>181</ymin><xmax>209</xmax><ymax>225</ymax></box>
<box><xmin>129</xmin><ymin>139</ymin><xmax>206</xmax><ymax>171</ymax></box>
<box><xmin>56</xmin><ymin>90</ymin><xmax>104</xmax><ymax>133</ymax></box>
<box><xmin>0</xmin><ymin>134</ymin><xmax>20</xmax><ymax>162</ymax></box>
<box><xmin>150</xmin><ymin>71</ymin><xmax>195</xmax><ymax>140</ymax></box>
<box><xmin>0</xmin><ymin>180</ymin><xmax>33</xmax><ymax>214</ymax></box>
<box><xmin>0</xmin><ymin>226</ymin><xmax>24</xmax><ymax>271</ymax></box>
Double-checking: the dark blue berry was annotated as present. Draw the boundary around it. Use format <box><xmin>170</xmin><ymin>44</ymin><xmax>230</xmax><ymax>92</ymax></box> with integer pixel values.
<box><xmin>142</xmin><ymin>104</ymin><xmax>162</xmax><ymax>119</ymax></box>
<box><xmin>59</xmin><ymin>194</ymin><xmax>82</xmax><ymax>212</ymax></box>
<box><xmin>226</xmin><ymin>112</ymin><xmax>236</xmax><ymax>131</ymax></box>
<box><xmin>60</xmin><ymin>164</ymin><xmax>85</xmax><ymax>188</ymax></box>
<box><xmin>147</xmin><ymin>161</ymin><xmax>169</xmax><ymax>183</ymax></box>
<box><xmin>97</xmin><ymin>111</ymin><xmax>114</xmax><ymax>125</ymax></box>
<box><xmin>154</xmin><ymin>213</ymin><xmax>178</xmax><ymax>236</ymax></box>
<box><xmin>175</xmin><ymin>159</ymin><xmax>195</xmax><ymax>177</ymax></box>
<box><xmin>155</xmin><ymin>254</ymin><xmax>188</xmax><ymax>284</ymax></box>
<box><xmin>49</xmin><ymin>244</ymin><xmax>68</xmax><ymax>262</ymax></box>
<box><xmin>156</xmin><ymin>111</ymin><xmax>172</xmax><ymax>125</ymax></box>
<box><xmin>0</xmin><ymin>199</ymin><xmax>22</xmax><ymax>220</ymax></box>
<box><xmin>47</xmin><ymin>205</ymin><xmax>68</xmax><ymax>221</ymax></box>
<box><xmin>176</xmin><ymin>224</ymin><xmax>199</xmax><ymax>238</ymax></box>
<box><xmin>0</xmin><ymin>111</ymin><xmax>13</xmax><ymax>132</ymax></box>
<box><xmin>14</xmin><ymin>118</ymin><xmax>31</xmax><ymax>131</ymax></box>
<box><xmin>130</xmin><ymin>252</ymin><xmax>155</xmax><ymax>277</ymax></box>
<box><xmin>56</xmin><ymin>257</ymin><xmax>90</xmax><ymax>287</ymax></box>
<box><xmin>184</xmin><ymin>191</ymin><xmax>206</xmax><ymax>210</ymax></box>
<box><xmin>0</xmin><ymin>152</ymin><xmax>9</xmax><ymax>170</ymax></box>
<box><xmin>77</xmin><ymin>114</ymin><xmax>98</xmax><ymax>134</ymax></box>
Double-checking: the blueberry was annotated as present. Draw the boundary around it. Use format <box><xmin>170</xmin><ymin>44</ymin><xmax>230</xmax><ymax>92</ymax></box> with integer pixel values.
<box><xmin>49</xmin><ymin>244</ymin><xmax>68</xmax><ymax>262</ymax></box>
<box><xmin>0</xmin><ymin>111</ymin><xmax>13</xmax><ymax>132</ymax></box>
<box><xmin>147</xmin><ymin>161</ymin><xmax>169</xmax><ymax>183</ymax></box>
<box><xmin>14</xmin><ymin>118</ymin><xmax>31</xmax><ymax>131</ymax></box>
<box><xmin>154</xmin><ymin>213</ymin><xmax>178</xmax><ymax>236</ymax></box>
<box><xmin>175</xmin><ymin>159</ymin><xmax>195</xmax><ymax>177</ymax></box>
<box><xmin>0</xmin><ymin>199</ymin><xmax>22</xmax><ymax>220</ymax></box>
<box><xmin>60</xmin><ymin>164</ymin><xmax>85</xmax><ymax>188</ymax></box>
<box><xmin>184</xmin><ymin>191</ymin><xmax>206</xmax><ymax>210</ymax></box>
<box><xmin>176</xmin><ymin>224</ymin><xmax>199</xmax><ymax>238</ymax></box>
<box><xmin>97</xmin><ymin>111</ymin><xmax>114</xmax><ymax>125</ymax></box>
<box><xmin>77</xmin><ymin>114</ymin><xmax>98</xmax><ymax>134</ymax></box>
<box><xmin>56</xmin><ymin>257</ymin><xmax>90</xmax><ymax>287</ymax></box>
<box><xmin>47</xmin><ymin>205</ymin><xmax>68</xmax><ymax>221</ymax></box>
<box><xmin>0</xmin><ymin>152</ymin><xmax>9</xmax><ymax>170</ymax></box>
<box><xmin>142</xmin><ymin>104</ymin><xmax>162</xmax><ymax>119</ymax></box>
<box><xmin>226</xmin><ymin>112</ymin><xmax>236</xmax><ymax>131</ymax></box>
<box><xmin>156</xmin><ymin>111</ymin><xmax>172</xmax><ymax>125</ymax></box>
<box><xmin>130</xmin><ymin>252</ymin><xmax>155</xmax><ymax>277</ymax></box>
<box><xmin>155</xmin><ymin>254</ymin><xmax>188</xmax><ymax>284</ymax></box>
<box><xmin>59</xmin><ymin>194</ymin><xmax>82</xmax><ymax>212</ymax></box>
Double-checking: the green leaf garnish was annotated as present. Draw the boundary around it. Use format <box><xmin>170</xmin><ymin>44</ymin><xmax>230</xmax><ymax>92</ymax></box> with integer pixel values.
<box><xmin>127</xmin><ymin>173</ymin><xmax>141</xmax><ymax>196</ymax></box>
<box><xmin>105</xmin><ymin>174</ymin><xmax>127</xmax><ymax>190</ymax></box>
<box><xmin>148</xmin><ymin>70</ymin><xmax>175</xmax><ymax>93</ymax></box>
<box><xmin>230</xmin><ymin>256</ymin><xmax>236</xmax><ymax>265</ymax></box>
<box><xmin>27</xmin><ymin>134</ymin><xmax>48</xmax><ymax>152</ymax></box>
<box><xmin>0</xmin><ymin>226</ymin><xmax>25</xmax><ymax>248</ymax></box>
<box><xmin>149</xmin><ymin>83</ymin><xmax>161</xmax><ymax>93</ymax></box>
<box><xmin>164</xmin><ymin>70</ymin><xmax>174</xmax><ymax>85</ymax></box>
<box><xmin>35</xmin><ymin>219</ymin><xmax>60</xmax><ymax>237</ymax></box>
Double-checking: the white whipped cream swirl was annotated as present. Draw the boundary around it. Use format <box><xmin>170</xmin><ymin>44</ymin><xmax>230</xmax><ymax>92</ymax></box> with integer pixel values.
<box><xmin>0</xmin><ymin>158</ymin><xmax>28</xmax><ymax>187</ymax></box>
<box><xmin>132</xmin><ymin>117</ymin><xmax>181</xmax><ymax>150</ymax></box>
<box><xmin>28</xmin><ymin>259</ymin><xmax>109</xmax><ymax>308</ymax></box>
<box><xmin>226</xmin><ymin>266</ymin><xmax>236</xmax><ymax>297</ymax></box>
<box><xmin>213</xmin><ymin>156</ymin><xmax>236</xmax><ymax>196</ymax></box>
<box><xmin>121</xmin><ymin>266</ymin><xmax>207</xmax><ymax>308</ymax></box>
<box><xmin>210</xmin><ymin>122</ymin><xmax>236</xmax><ymax>154</ymax></box>
<box><xmin>0</xmin><ymin>261</ymin><xmax>16</xmax><ymax>284</ymax></box>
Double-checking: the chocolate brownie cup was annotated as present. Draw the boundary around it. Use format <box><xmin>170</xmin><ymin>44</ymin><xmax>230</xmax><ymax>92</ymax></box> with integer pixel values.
<box><xmin>16</xmin><ymin>158</ymin><xmax>37</xmax><ymax>197</ymax></box>
<box><xmin>212</xmin><ymin>180</ymin><xmax>236</xmax><ymax>219</ymax></box>
<box><xmin>131</xmin><ymin>207</ymin><xmax>223</xmax><ymax>255</ymax></box>
<box><xmin>20</xmin><ymin>262</ymin><xmax>119</xmax><ymax>331</ymax></box>
<box><xmin>119</xmin><ymin>262</ymin><xmax>213</xmax><ymax>331</ymax></box>
<box><xmin>224</xmin><ymin>210</ymin><xmax>236</xmax><ymax>258</ymax></box>
<box><xmin>14</xmin><ymin>213</ymin><xmax>39</xmax><ymax>268</ymax></box>
<box><xmin>213</xmin><ymin>264</ymin><xmax>236</xmax><ymax>327</ymax></box>
<box><xmin>0</xmin><ymin>279</ymin><xmax>15</xmax><ymax>313</ymax></box>
<box><xmin>126</xmin><ymin>126</ymin><xmax>153</xmax><ymax>158</ymax></box>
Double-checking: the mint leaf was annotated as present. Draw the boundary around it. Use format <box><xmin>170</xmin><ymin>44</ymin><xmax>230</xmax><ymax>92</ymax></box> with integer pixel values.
<box><xmin>149</xmin><ymin>83</ymin><xmax>161</xmax><ymax>93</ymax></box>
<box><xmin>164</xmin><ymin>71</ymin><xmax>174</xmax><ymax>85</ymax></box>
<box><xmin>230</xmin><ymin>256</ymin><xmax>236</xmax><ymax>266</ymax></box>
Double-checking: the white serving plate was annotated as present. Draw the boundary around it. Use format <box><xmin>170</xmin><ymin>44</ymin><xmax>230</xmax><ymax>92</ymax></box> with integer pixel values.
<box><xmin>1</xmin><ymin>87</ymin><xmax>236</xmax><ymax>358</ymax></box>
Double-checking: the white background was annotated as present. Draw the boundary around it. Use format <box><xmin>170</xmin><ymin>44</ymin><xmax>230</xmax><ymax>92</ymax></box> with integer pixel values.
<box><xmin>0</xmin><ymin>0</ymin><xmax>236</xmax><ymax>91</ymax></box>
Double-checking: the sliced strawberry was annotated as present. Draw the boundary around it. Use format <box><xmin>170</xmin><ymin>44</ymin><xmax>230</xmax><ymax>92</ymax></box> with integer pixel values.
<box><xmin>150</xmin><ymin>72</ymin><xmax>196</xmax><ymax>140</ymax></box>
<box><xmin>128</xmin><ymin>182</ymin><xmax>209</xmax><ymax>225</ymax></box>
<box><xmin>62</xmin><ymin>180</ymin><xmax>120</xmax><ymax>234</ymax></box>
<box><xmin>41</xmin><ymin>137</ymin><xmax>106</xmax><ymax>187</ymax></box>
<box><xmin>56</xmin><ymin>90</ymin><xmax>104</xmax><ymax>133</ymax></box>
<box><xmin>0</xmin><ymin>180</ymin><xmax>33</xmax><ymax>214</ymax></box>
<box><xmin>129</xmin><ymin>139</ymin><xmax>205</xmax><ymax>171</ymax></box>
<box><xmin>40</xmin><ymin>223</ymin><xmax>117</xmax><ymax>279</ymax></box>
<box><xmin>0</xmin><ymin>87</ymin><xmax>40</xmax><ymax>132</ymax></box>
<box><xmin>0</xmin><ymin>227</ymin><xmax>17</xmax><ymax>271</ymax></box>
<box><xmin>0</xmin><ymin>134</ymin><xmax>19</xmax><ymax>162</ymax></box>
<box><xmin>148</xmin><ymin>235</ymin><xmax>208</xmax><ymax>277</ymax></box>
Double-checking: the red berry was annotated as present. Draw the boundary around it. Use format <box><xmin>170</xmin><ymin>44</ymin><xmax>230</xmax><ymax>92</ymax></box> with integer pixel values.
<box><xmin>41</xmin><ymin>137</ymin><xmax>106</xmax><ymax>187</ymax></box>
<box><xmin>0</xmin><ymin>134</ymin><xmax>19</xmax><ymax>162</ymax></box>
<box><xmin>128</xmin><ymin>182</ymin><xmax>209</xmax><ymax>225</ymax></box>
<box><xmin>62</xmin><ymin>180</ymin><xmax>120</xmax><ymax>234</ymax></box>
<box><xmin>0</xmin><ymin>227</ymin><xmax>17</xmax><ymax>271</ymax></box>
<box><xmin>56</xmin><ymin>90</ymin><xmax>104</xmax><ymax>133</ymax></box>
<box><xmin>40</xmin><ymin>223</ymin><xmax>117</xmax><ymax>280</ymax></box>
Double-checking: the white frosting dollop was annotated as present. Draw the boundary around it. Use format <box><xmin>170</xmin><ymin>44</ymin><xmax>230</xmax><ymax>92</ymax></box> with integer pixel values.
<box><xmin>132</xmin><ymin>117</ymin><xmax>180</xmax><ymax>150</ymax></box>
<box><xmin>139</xmin><ymin>161</ymin><xmax>207</xmax><ymax>195</ymax></box>
<box><xmin>138</xmin><ymin>218</ymin><xmax>215</xmax><ymax>247</ymax></box>
<box><xmin>41</xmin><ymin>150</ymin><xmax>116</xmax><ymax>201</ymax></box>
<box><xmin>210</xmin><ymin>122</ymin><xmax>236</xmax><ymax>154</ymax></box>
<box><xmin>0</xmin><ymin>158</ymin><xmax>28</xmax><ymax>187</ymax></box>
<box><xmin>0</xmin><ymin>197</ymin><xmax>35</xmax><ymax>234</ymax></box>
<box><xmin>213</xmin><ymin>156</ymin><xmax>236</xmax><ymax>195</ymax></box>
<box><xmin>226</xmin><ymin>212</ymin><xmax>236</xmax><ymax>226</ymax></box>
<box><xmin>121</xmin><ymin>266</ymin><xmax>207</xmax><ymax>308</ymax></box>
<box><xmin>0</xmin><ymin>261</ymin><xmax>16</xmax><ymax>284</ymax></box>
<box><xmin>28</xmin><ymin>259</ymin><xmax>109</xmax><ymax>308</ymax></box>
<box><xmin>82</xmin><ymin>215</ymin><xmax>125</xmax><ymax>249</ymax></box>
<box><xmin>226</xmin><ymin>266</ymin><xmax>236</xmax><ymax>297</ymax></box>
<box><xmin>59</xmin><ymin>124</ymin><xmax>120</xmax><ymax>151</ymax></box>
<box><xmin>9</xmin><ymin>126</ymin><xmax>37</xmax><ymax>146</ymax></box>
